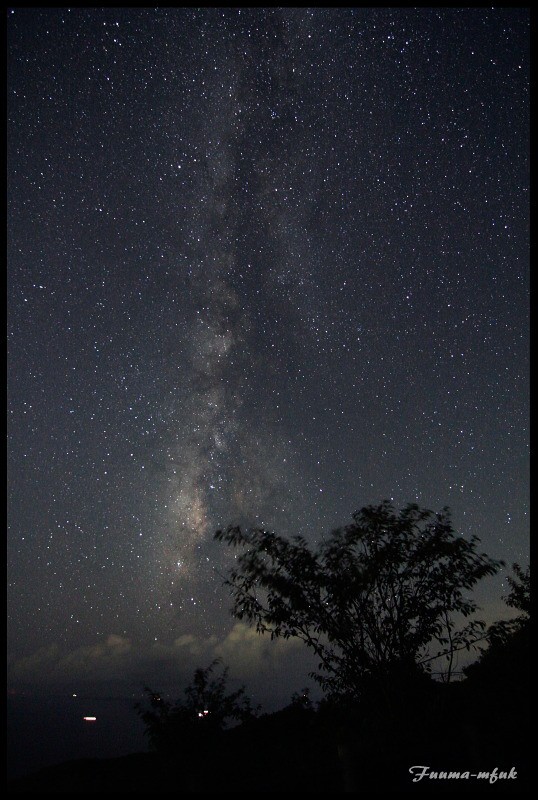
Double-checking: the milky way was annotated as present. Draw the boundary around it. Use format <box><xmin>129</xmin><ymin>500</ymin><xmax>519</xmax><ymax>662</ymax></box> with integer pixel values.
<box><xmin>8</xmin><ymin>7</ymin><xmax>529</xmax><ymax>691</ymax></box>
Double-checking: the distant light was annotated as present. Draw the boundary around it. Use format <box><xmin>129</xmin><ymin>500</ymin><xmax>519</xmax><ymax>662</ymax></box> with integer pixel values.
<box><xmin>83</xmin><ymin>716</ymin><xmax>97</xmax><ymax>722</ymax></box>
<box><xmin>72</xmin><ymin>693</ymin><xmax>77</xmax><ymax>698</ymax></box>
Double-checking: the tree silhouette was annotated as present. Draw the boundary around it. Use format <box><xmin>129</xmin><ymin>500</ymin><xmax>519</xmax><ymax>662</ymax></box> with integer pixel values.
<box><xmin>459</xmin><ymin>563</ymin><xmax>530</xmax><ymax>778</ymax></box>
<box><xmin>134</xmin><ymin>659</ymin><xmax>257</xmax><ymax>756</ymax></box>
<box><xmin>502</xmin><ymin>561</ymin><xmax>529</xmax><ymax>619</ymax></box>
<box><xmin>215</xmin><ymin>500</ymin><xmax>502</xmax><ymax>702</ymax></box>
<box><xmin>464</xmin><ymin>562</ymin><xmax>530</xmax><ymax>680</ymax></box>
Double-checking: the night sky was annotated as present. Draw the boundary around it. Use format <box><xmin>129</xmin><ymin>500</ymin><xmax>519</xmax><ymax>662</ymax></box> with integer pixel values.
<box><xmin>7</xmin><ymin>7</ymin><xmax>529</xmax><ymax>701</ymax></box>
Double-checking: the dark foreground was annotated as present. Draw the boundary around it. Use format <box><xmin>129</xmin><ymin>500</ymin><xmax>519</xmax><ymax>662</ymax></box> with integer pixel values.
<box><xmin>7</xmin><ymin>686</ymin><xmax>530</xmax><ymax>794</ymax></box>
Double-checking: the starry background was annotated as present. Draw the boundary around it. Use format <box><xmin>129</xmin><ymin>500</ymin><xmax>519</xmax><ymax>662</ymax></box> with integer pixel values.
<box><xmin>7</xmin><ymin>7</ymin><xmax>529</xmax><ymax>699</ymax></box>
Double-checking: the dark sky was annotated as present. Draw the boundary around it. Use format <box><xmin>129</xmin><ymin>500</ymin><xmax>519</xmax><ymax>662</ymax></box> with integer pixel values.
<box><xmin>7</xmin><ymin>7</ymin><xmax>529</xmax><ymax>704</ymax></box>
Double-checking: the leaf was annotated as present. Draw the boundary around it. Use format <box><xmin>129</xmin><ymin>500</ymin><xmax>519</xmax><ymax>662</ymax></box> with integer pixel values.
<box><xmin>214</xmin><ymin>500</ymin><xmax>502</xmax><ymax>701</ymax></box>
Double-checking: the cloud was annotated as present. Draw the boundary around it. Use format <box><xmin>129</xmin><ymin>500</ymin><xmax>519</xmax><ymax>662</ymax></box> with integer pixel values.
<box><xmin>8</xmin><ymin>635</ymin><xmax>133</xmax><ymax>684</ymax></box>
<box><xmin>214</xmin><ymin>622</ymin><xmax>303</xmax><ymax>674</ymax></box>
<box><xmin>7</xmin><ymin>643</ymin><xmax>61</xmax><ymax>679</ymax></box>
<box><xmin>7</xmin><ymin>624</ymin><xmax>311</xmax><ymax>699</ymax></box>
<box><xmin>172</xmin><ymin>632</ymin><xmax>219</xmax><ymax>657</ymax></box>
<box><xmin>106</xmin><ymin>634</ymin><xmax>132</xmax><ymax>653</ymax></box>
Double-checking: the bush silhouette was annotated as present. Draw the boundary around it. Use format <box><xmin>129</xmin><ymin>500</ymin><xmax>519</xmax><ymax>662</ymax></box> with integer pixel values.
<box><xmin>134</xmin><ymin>658</ymin><xmax>257</xmax><ymax>757</ymax></box>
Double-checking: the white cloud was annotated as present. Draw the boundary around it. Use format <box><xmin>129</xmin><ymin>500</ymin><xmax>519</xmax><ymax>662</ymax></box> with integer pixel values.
<box><xmin>8</xmin><ymin>635</ymin><xmax>133</xmax><ymax>683</ymax></box>
<box><xmin>8</xmin><ymin>624</ymin><xmax>313</xmax><ymax>704</ymax></box>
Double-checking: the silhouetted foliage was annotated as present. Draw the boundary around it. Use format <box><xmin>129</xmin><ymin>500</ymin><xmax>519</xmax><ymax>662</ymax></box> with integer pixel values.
<box><xmin>134</xmin><ymin>659</ymin><xmax>258</xmax><ymax>757</ymax></box>
<box><xmin>215</xmin><ymin>501</ymin><xmax>502</xmax><ymax>701</ymax></box>
<box><xmin>464</xmin><ymin>562</ymin><xmax>530</xmax><ymax>679</ymax></box>
<box><xmin>289</xmin><ymin>687</ymin><xmax>315</xmax><ymax>711</ymax></box>
<box><xmin>486</xmin><ymin>562</ymin><xmax>530</xmax><ymax>648</ymax></box>
<box><xmin>457</xmin><ymin>563</ymin><xmax>530</xmax><ymax>782</ymax></box>
<box><xmin>504</xmin><ymin>562</ymin><xmax>530</xmax><ymax>615</ymax></box>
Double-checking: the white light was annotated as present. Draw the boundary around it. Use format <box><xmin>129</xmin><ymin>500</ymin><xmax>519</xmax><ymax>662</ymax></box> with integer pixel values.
<box><xmin>83</xmin><ymin>716</ymin><xmax>97</xmax><ymax>722</ymax></box>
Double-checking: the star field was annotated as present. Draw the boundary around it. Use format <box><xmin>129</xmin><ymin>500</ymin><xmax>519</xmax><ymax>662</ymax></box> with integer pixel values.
<box><xmin>7</xmin><ymin>7</ymin><xmax>529</xmax><ymax>691</ymax></box>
